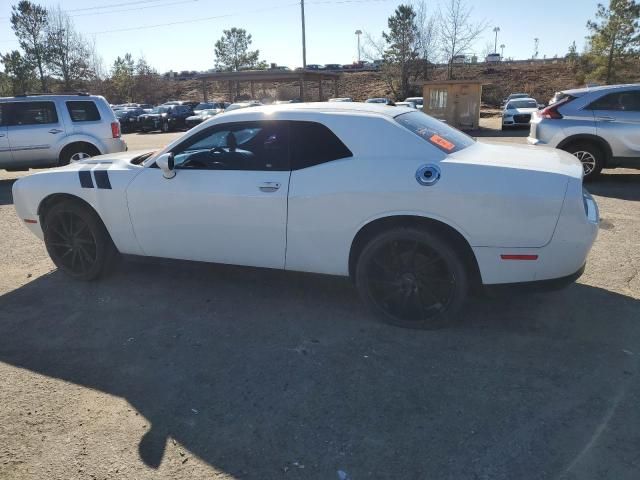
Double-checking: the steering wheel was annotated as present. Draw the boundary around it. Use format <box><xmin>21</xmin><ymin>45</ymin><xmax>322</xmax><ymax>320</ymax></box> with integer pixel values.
<box><xmin>210</xmin><ymin>146</ymin><xmax>226</xmax><ymax>155</ymax></box>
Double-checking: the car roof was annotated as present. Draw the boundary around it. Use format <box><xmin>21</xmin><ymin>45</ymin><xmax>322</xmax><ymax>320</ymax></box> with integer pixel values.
<box><xmin>560</xmin><ymin>83</ymin><xmax>640</xmax><ymax>97</ymax></box>
<box><xmin>0</xmin><ymin>93</ymin><xmax>103</xmax><ymax>101</ymax></box>
<box><xmin>219</xmin><ymin>101</ymin><xmax>413</xmax><ymax>119</ymax></box>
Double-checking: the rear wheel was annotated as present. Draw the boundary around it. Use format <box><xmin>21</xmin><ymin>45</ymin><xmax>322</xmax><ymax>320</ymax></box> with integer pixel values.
<box><xmin>355</xmin><ymin>228</ymin><xmax>469</xmax><ymax>329</ymax></box>
<box><xmin>59</xmin><ymin>143</ymin><xmax>99</xmax><ymax>166</ymax></box>
<box><xmin>563</xmin><ymin>142</ymin><xmax>604</xmax><ymax>180</ymax></box>
<box><xmin>43</xmin><ymin>201</ymin><xmax>117</xmax><ymax>281</ymax></box>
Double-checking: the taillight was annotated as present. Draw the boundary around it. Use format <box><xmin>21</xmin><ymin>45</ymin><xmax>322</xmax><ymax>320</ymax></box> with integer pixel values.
<box><xmin>111</xmin><ymin>121</ymin><xmax>121</xmax><ymax>138</ymax></box>
<box><xmin>539</xmin><ymin>96</ymin><xmax>574</xmax><ymax>119</ymax></box>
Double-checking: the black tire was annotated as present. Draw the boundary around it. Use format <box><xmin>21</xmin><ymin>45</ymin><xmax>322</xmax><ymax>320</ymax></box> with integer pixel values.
<box><xmin>59</xmin><ymin>143</ymin><xmax>100</xmax><ymax>166</ymax></box>
<box><xmin>562</xmin><ymin>142</ymin><xmax>604</xmax><ymax>180</ymax></box>
<box><xmin>355</xmin><ymin>227</ymin><xmax>469</xmax><ymax>329</ymax></box>
<box><xmin>43</xmin><ymin>200</ymin><xmax>117</xmax><ymax>281</ymax></box>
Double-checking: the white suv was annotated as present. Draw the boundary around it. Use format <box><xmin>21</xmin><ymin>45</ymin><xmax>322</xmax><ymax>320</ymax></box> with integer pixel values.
<box><xmin>0</xmin><ymin>94</ymin><xmax>127</xmax><ymax>170</ymax></box>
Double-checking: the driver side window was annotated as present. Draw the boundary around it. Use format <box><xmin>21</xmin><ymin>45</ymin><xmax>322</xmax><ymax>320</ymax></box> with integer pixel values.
<box><xmin>172</xmin><ymin>121</ymin><xmax>289</xmax><ymax>171</ymax></box>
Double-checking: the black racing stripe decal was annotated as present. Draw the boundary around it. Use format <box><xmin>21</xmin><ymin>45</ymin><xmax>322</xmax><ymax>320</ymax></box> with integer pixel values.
<box><xmin>79</xmin><ymin>170</ymin><xmax>94</xmax><ymax>188</ymax></box>
<box><xmin>94</xmin><ymin>170</ymin><xmax>112</xmax><ymax>189</ymax></box>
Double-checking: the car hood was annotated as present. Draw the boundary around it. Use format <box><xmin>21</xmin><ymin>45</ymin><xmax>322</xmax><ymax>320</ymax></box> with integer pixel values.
<box><xmin>506</xmin><ymin>107</ymin><xmax>538</xmax><ymax>114</ymax></box>
<box><xmin>446</xmin><ymin>141</ymin><xmax>583</xmax><ymax>179</ymax></box>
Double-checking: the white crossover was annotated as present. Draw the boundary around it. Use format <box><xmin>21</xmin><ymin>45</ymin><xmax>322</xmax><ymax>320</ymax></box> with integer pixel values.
<box><xmin>13</xmin><ymin>103</ymin><xmax>599</xmax><ymax>328</ymax></box>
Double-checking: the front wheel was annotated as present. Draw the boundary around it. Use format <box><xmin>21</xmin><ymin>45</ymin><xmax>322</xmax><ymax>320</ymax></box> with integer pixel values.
<box><xmin>355</xmin><ymin>228</ymin><xmax>469</xmax><ymax>329</ymax></box>
<box><xmin>43</xmin><ymin>201</ymin><xmax>117</xmax><ymax>281</ymax></box>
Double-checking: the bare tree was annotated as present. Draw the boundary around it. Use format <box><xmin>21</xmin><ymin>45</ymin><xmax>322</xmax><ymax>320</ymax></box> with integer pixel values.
<box><xmin>439</xmin><ymin>0</ymin><xmax>486</xmax><ymax>79</ymax></box>
<box><xmin>47</xmin><ymin>6</ymin><xmax>92</xmax><ymax>91</ymax></box>
<box><xmin>414</xmin><ymin>0</ymin><xmax>439</xmax><ymax>79</ymax></box>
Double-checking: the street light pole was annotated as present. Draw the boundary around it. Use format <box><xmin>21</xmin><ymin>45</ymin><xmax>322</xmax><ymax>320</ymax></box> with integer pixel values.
<box><xmin>355</xmin><ymin>29</ymin><xmax>362</xmax><ymax>63</ymax></box>
<box><xmin>301</xmin><ymin>0</ymin><xmax>307</xmax><ymax>68</ymax></box>
<box><xmin>500</xmin><ymin>44</ymin><xmax>505</xmax><ymax>59</ymax></box>
<box><xmin>493</xmin><ymin>26</ymin><xmax>500</xmax><ymax>53</ymax></box>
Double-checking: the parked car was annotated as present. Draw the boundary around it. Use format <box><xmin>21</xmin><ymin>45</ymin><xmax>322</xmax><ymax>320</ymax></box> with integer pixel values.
<box><xmin>138</xmin><ymin>104</ymin><xmax>193</xmax><ymax>133</ymax></box>
<box><xmin>328</xmin><ymin>97</ymin><xmax>353</xmax><ymax>102</ymax></box>
<box><xmin>324</xmin><ymin>64</ymin><xmax>343</xmax><ymax>71</ymax></box>
<box><xmin>0</xmin><ymin>93</ymin><xmax>126</xmax><ymax>170</ymax></box>
<box><xmin>502</xmin><ymin>93</ymin><xmax>530</xmax><ymax>106</ymax></box>
<box><xmin>13</xmin><ymin>102</ymin><xmax>598</xmax><ymax>329</ymax></box>
<box><xmin>193</xmin><ymin>102</ymin><xmax>227</xmax><ymax>115</ymax></box>
<box><xmin>115</xmin><ymin>107</ymin><xmax>145</xmax><ymax>133</ymax></box>
<box><xmin>365</xmin><ymin>98</ymin><xmax>396</xmax><ymax>106</ymax></box>
<box><xmin>485</xmin><ymin>53</ymin><xmax>501</xmax><ymax>63</ymax></box>
<box><xmin>185</xmin><ymin>109</ymin><xmax>219</xmax><ymax>128</ymax></box>
<box><xmin>395</xmin><ymin>101</ymin><xmax>417</xmax><ymax>109</ymax></box>
<box><xmin>224</xmin><ymin>101</ymin><xmax>262</xmax><ymax>112</ymax></box>
<box><xmin>404</xmin><ymin>97</ymin><xmax>424</xmax><ymax>109</ymax></box>
<box><xmin>452</xmin><ymin>55</ymin><xmax>466</xmax><ymax>64</ymax></box>
<box><xmin>305</xmin><ymin>64</ymin><xmax>323</xmax><ymax>70</ymax></box>
<box><xmin>528</xmin><ymin>83</ymin><xmax>640</xmax><ymax>179</ymax></box>
<box><xmin>501</xmin><ymin>98</ymin><xmax>539</xmax><ymax>129</ymax></box>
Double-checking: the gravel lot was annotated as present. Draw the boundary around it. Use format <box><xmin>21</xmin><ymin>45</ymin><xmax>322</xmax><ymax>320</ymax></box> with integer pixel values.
<box><xmin>1</xmin><ymin>122</ymin><xmax>639</xmax><ymax>479</ymax></box>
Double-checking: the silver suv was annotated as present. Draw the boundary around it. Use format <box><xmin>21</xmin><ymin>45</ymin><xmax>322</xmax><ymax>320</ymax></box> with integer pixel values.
<box><xmin>0</xmin><ymin>93</ymin><xmax>127</xmax><ymax>171</ymax></box>
<box><xmin>528</xmin><ymin>84</ymin><xmax>640</xmax><ymax>179</ymax></box>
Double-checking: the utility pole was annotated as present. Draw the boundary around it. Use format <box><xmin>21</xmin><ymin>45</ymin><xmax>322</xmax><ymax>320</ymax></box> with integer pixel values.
<box><xmin>300</xmin><ymin>0</ymin><xmax>307</xmax><ymax>68</ymax></box>
<box><xmin>355</xmin><ymin>29</ymin><xmax>362</xmax><ymax>63</ymax></box>
<box><xmin>533</xmin><ymin>37</ymin><xmax>539</xmax><ymax>59</ymax></box>
<box><xmin>493</xmin><ymin>26</ymin><xmax>500</xmax><ymax>53</ymax></box>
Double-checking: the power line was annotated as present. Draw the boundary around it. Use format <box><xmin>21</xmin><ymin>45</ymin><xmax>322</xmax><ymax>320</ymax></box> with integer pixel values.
<box><xmin>70</xmin><ymin>0</ymin><xmax>201</xmax><ymax>18</ymax></box>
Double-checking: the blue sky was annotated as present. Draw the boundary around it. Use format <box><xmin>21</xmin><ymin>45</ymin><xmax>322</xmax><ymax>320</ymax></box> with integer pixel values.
<box><xmin>0</xmin><ymin>0</ymin><xmax>601</xmax><ymax>74</ymax></box>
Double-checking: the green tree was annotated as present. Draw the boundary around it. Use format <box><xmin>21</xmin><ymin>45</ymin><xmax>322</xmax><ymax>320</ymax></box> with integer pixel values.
<box><xmin>566</xmin><ymin>40</ymin><xmax>579</xmax><ymax>62</ymax></box>
<box><xmin>10</xmin><ymin>0</ymin><xmax>50</xmax><ymax>91</ymax></box>
<box><xmin>382</xmin><ymin>4</ymin><xmax>420</xmax><ymax>99</ymax></box>
<box><xmin>1</xmin><ymin>50</ymin><xmax>36</xmax><ymax>94</ymax></box>
<box><xmin>587</xmin><ymin>0</ymin><xmax>640</xmax><ymax>84</ymax></box>
<box><xmin>111</xmin><ymin>53</ymin><xmax>135</xmax><ymax>103</ymax></box>
<box><xmin>214</xmin><ymin>28</ymin><xmax>263</xmax><ymax>71</ymax></box>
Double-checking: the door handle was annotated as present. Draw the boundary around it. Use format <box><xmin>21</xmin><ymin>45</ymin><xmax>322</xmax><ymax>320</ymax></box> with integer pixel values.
<box><xmin>49</xmin><ymin>128</ymin><xmax>63</xmax><ymax>134</ymax></box>
<box><xmin>596</xmin><ymin>116</ymin><xmax>615</xmax><ymax>122</ymax></box>
<box><xmin>258</xmin><ymin>182</ymin><xmax>281</xmax><ymax>193</ymax></box>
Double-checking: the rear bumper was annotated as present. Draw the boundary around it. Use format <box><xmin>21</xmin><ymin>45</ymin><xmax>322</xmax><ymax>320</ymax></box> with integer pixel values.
<box><xmin>473</xmin><ymin>180</ymin><xmax>598</xmax><ymax>286</ymax></box>
<box><xmin>102</xmin><ymin>138</ymin><xmax>127</xmax><ymax>154</ymax></box>
<box><xmin>484</xmin><ymin>263</ymin><xmax>585</xmax><ymax>294</ymax></box>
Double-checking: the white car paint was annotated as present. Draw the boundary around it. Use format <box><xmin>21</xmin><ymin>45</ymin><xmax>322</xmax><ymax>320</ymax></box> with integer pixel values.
<box><xmin>13</xmin><ymin>102</ymin><xmax>598</xmax><ymax>286</ymax></box>
<box><xmin>502</xmin><ymin>98</ymin><xmax>539</xmax><ymax>127</ymax></box>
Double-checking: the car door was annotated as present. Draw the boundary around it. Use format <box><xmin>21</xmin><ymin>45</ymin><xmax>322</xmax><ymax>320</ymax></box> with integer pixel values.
<box><xmin>589</xmin><ymin>90</ymin><xmax>640</xmax><ymax>159</ymax></box>
<box><xmin>0</xmin><ymin>103</ymin><xmax>12</xmax><ymax>166</ymax></box>
<box><xmin>126</xmin><ymin>120</ymin><xmax>291</xmax><ymax>269</ymax></box>
<box><xmin>7</xmin><ymin>100</ymin><xmax>65</xmax><ymax>166</ymax></box>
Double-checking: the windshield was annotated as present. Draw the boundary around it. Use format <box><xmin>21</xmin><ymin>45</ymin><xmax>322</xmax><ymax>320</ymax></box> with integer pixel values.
<box><xmin>115</xmin><ymin>110</ymin><xmax>127</xmax><ymax>118</ymax></box>
<box><xmin>151</xmin><ymin>106</ymin><xmax>170</xmax><ymax>114</ymax></box>
<box><xmin>195</xmin><ymin>103</ymin><xmax>213</xmax><ymax>110</ymax></box>
<box><xmin>395</xmin><ymin>111</ymin><xmax>474</xmax><ymax>154</ymax></box>
<box><xmin>508</xmin><ymin>100</ymin><xmax>537</xmax><ymax>109</ymax></box>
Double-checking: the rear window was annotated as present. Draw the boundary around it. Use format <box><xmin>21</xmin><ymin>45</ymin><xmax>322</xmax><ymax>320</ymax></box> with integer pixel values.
<box><xmin>11</xmin><ymin>101</ymin><xmax>58</xmax><ymax>125</ymax></box>
<box><xmin>289</xmin><ymin>121</ymin><xmax>353</xmax><ymax>169</ymax></box>
<box><xmin>395</xmin><ymin>111</ymin><xmax>474</xmax><ymax>154</ymax></box>
<box><xmin>66</xmin><ymin>101</ymin><xmax>101</xmax><ymax>122</ymax></box>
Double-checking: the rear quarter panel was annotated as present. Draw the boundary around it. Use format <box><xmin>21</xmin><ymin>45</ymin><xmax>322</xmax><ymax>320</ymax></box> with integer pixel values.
<box><xmin>286</xmin><ymin>117</ymin><xmax>570</xmax><ymax>276</ymax></box>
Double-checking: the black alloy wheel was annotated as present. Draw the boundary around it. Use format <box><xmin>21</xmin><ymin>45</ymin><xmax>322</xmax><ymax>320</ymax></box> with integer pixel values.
<box><xmin>356</xmin><ymin>228</ymin><xmax>469</xmax><ymax>329</ymax></box>
<box><xmin>43</xmin><ymin>201</ymin><xmax>117</xmax><ymax>280</ymax></box>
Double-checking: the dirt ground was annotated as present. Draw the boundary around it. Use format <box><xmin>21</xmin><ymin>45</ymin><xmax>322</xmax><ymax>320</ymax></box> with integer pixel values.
<box><xmin>1</xmin><ymin>122</ymin><xmax>639</xmax><ymax>479</ymax></box>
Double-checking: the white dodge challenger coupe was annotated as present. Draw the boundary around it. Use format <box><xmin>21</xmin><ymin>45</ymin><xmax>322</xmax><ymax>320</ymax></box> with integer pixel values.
<box><xmin>13</xmin><ymin>103</ymin><xmax>599</xmax><ymax>328</ymax></box>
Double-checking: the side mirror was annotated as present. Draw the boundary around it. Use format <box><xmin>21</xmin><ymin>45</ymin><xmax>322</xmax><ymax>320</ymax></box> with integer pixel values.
<box><xmin>156</xmin><ymin>152</ymin><xmax>175</xmax><ymax>179</ymax></box>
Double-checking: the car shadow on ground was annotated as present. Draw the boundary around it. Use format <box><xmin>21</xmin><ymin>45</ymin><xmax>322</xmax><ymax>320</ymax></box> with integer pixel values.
<box><xmin>1</xmin><ymin>260</ymin><xmax>639</xmax><ymax>479</ymax></box>
<box><xmin>470</xmin><ymin>126</ymin><xmax>530</xmax><ymax>138</ymax></box>
<box><xmin>0</xmin><ymin>179</ymin><xmax>16</xmax><ymax>206</ymax></box>
<box><xmin>587</xmin><ymin>173</ymin><xmax>640</xmax><ymax>201</ymax></box>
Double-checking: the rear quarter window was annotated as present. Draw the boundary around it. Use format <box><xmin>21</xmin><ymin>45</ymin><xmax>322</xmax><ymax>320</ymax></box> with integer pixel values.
<box><xmin>66</xmin><ymin>101</ymin><xmax>101</xmax><ymax>122</ymax></box>
<box><xmin>395</xmin><ymin>111</ymin><xmax>474</xmax><ymax>154</ymax></box>
<box><xmin>11</xmin><ymin>101</ymin><xmax>59</xmax><ymax>125</ymax></box>
<box><xmin>289</xmin><ymin>121</ymin><xmax>353</xmax><ymax>169</ymax></box>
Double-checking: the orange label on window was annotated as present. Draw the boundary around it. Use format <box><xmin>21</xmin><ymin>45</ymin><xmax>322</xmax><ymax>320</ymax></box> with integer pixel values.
<box><xmin>430</xmin><ymin>134</ymin><xmax>455</xmax><ymax>151</ymax></box>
